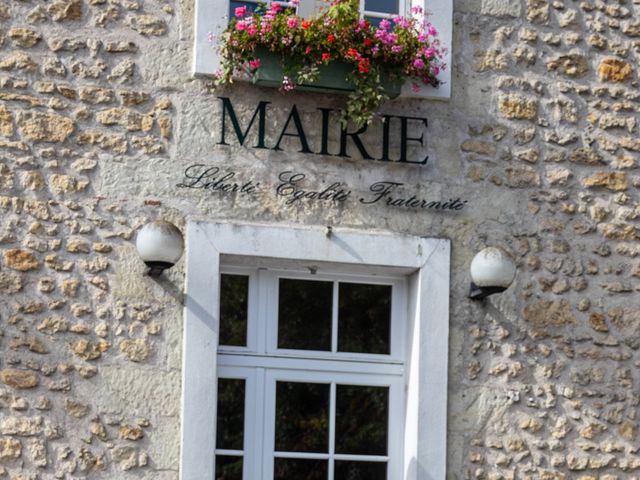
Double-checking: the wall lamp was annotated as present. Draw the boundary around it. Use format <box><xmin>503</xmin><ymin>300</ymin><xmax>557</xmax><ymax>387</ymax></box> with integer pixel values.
<box><xmin>469</xmin><ymin>247</ymin><xmax>516</xmax><ymax>301</ymax></box>
<box><xmin>135</xmin><ymin>220</ymin><xmax>184</xmax><ymax>277</ymax></box>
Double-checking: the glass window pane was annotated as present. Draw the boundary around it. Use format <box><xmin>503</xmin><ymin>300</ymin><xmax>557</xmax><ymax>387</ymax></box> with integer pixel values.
<box><xmin>338</xmin><ymin>283</ymin><xmax>391</xmax><ymax>354</ymax></box>
<box><xmin>335</xmin><ymin>385</ymin><xmax>388</xmax><ymax>455</ymax></box>
<box><xmin>364</xmin><ymin>0</ymin><xmax>398</xmax><ymax>14</ymax></box>
<box><xmin>275</xmin><ymin>381</ymin><xmax>329</xmax><ymax>452</ymax></box>
<box><xmin>216</xmin><ymin>378</ymin><xmax>245</xmax><ymax>450</ymax></box>
<box><xmin>278</xmin><ymin>278</ymin><xmax>333</xmax><ymax>351</ymax></box>
<box><xmin>274</xmin><ymin>458</ymin><xmax>327</xmax><ymax>480</ymax></box>
<box><xmin>365</xmin><ymin>16</ymin><xmax>385</xmax><ymax>27</ymax></box>
<box><xmin>220</xmin><ymin>274</ymin><xmax>249</xmax><ymax>347</ymax></box>
<box><xmin>335</xmin><ymin>460</ymin><xmax>387</xmax><ymax>480</ymax></box>
<box><xmin>216</xmin><ymin>455</ymin><xmax>243</xmax><ymax>480</ymax></box>
<box><xmin>229</xmin><ymin>0</ymin><xmax>260</xmax><ymax>19</ymax></box>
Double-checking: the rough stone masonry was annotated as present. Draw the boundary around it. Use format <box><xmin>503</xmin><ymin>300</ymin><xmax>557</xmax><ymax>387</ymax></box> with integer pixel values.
<box><xmin>0</xmin><ymin>0</ymin><xmax>640</xmax><ymax>478</ymax></box>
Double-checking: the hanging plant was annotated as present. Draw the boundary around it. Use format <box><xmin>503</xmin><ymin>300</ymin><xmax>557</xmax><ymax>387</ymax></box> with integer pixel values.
<box><xmin>215</xmin><ymin>0</ymin><xmax>446</xmax><ymax>128</ymax></box>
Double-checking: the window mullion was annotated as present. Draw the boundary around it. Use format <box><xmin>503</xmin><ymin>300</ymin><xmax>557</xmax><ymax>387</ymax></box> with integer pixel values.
<box><xmin>331</xmin><ymin>281</ymin><xmax>338</xmax><ymax>353</ymax></box>
<box><xmin>257</xmin><ymin>367</ymin><xmax>270</xmax><ymax>480</ymax></box>
<box><xmin>257</xmin><ymin>269</ymin><xmax>271</xmax><ymax>354</ymax></box>
<box><xmin>329</xmin><ymin>381</ymin><xmax>336</xmax><ymax>480</ymax></box>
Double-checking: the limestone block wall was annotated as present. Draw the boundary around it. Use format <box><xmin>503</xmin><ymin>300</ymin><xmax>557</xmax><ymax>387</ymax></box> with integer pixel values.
<box><xmin>0</xmin><ymin>0</ymin><xmax>639</xmax><ymax>478</ymax></box>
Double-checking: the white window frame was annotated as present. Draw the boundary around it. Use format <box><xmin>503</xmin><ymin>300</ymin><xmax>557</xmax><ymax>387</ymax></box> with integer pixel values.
<box><xmin>216</xmin><ymin>267</ymin><xmax>407</xmax><ymax>480</ymax></box>
<box><xmin>180</xmin><ymin>222</ymin><xmax>450</xmax><ymax>480</ymax></box>
<box><xmin>192</xmin><ymin>0</ymin><xmax>452</xmax><ymax>99</ymax></box>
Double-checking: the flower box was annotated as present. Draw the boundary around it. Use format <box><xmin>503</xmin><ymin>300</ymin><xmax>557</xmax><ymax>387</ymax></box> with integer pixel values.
<box><xmin>251</xmin><ymin>50</ymin><xmax>403</xmax><ymax>98</ymax></box>
<box><xmin>218</xmin><ymin>0</ymin><xmax>444</xmax><ymax>127</ymax></box>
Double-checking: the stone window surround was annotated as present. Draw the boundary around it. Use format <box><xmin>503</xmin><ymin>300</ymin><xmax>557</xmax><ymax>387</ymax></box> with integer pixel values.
<box><xmin>180</xmin><ymin>222</ymin><xmax>451</xmax><ymax>480</ymax></box>
<box><xmin>192</xmin><ymin>0</ymin><xmax>453</xmax><ymax>99</ymax></box>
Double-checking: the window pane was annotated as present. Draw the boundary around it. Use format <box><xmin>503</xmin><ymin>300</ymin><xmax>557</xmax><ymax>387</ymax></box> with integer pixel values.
<box><xmin>220</xmin><ymin>274</ymin><xmax>249</xmax><ymax>347</ymax></box>
<box><xmin>335</xmin><ymin>385</ymin><xmax>388</xmax><ymax>455</ymax></box>
<box><xmin>278</xmin><ymin>278</ymin><xmax>333</xmax><ymax>351</ymax></box>
<box><xmin>274</xmin><ymin>458</ymin><xmax>327</xmax><ymax>480</ymax></box>
<box><xmin>335</xmin><ymin>460</ymin><xmax>387</xmax><ymax>480</ymax></box>
<box><xmin>216</xmin><ymin>378</ymin><xmax>245</xmax><ymax>450</ymax></box>
<box><xmin>338</xmin><ymin>283</ymin><xmax>391</xmax><ymax>354</ymax></box>
<box><xmin>275</xmin><ymin>381</ymin><xmax>329</xmax><ymax>452</ymax></box>
<box><xmin>365</xmin><ymin>16</ymin><xmax>385</xmax><ymax>27</ymax></box>
<box><xmin>364</xmin><ymin>0</ymin><xmax>398</xmax><ymax>14</ymax></box>
<box><xmin>229</xmin><ymin>0</ymin><xmax>260</xmax><ymax>18</ymax></box>
<box><xmin>216</xmin><ymin>455</ymin><xmax>243</xmax><ymax>480</ymax></box>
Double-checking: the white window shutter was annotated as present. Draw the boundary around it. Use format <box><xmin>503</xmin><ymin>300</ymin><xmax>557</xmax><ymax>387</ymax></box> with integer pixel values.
<box><xmin>193</xmin><ymin>0</ymin><xmax>229</xmax><ymax>76</ymax></box>
<box><xmin>401</xmin><ymin>0</ymin><xmax>452</xmax><ymax>99</ymax></box>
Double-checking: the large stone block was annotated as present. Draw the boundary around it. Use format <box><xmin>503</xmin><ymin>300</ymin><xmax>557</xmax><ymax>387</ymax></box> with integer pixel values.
<box><xmin>0</xmin><ymin>271</ymin><xmax>22</xmax><ymax>293</ymax></box>
<box><xmin>125</xmin><ymin>14</ymin><xmax>168</xmax><ymax>36</ymax></box>
<box><xmin>547</xmin><ymin>53</ymin><xmax>589</xmax><ymax>78</ymax></box>
<box><xmin>598</xmin><ymin>58</ymin><xmax>633</xmax><ymax>82</ymax></box>
<box><xmin>523</xmin><ymin>300</ymin><xmax>576</xmax><ymax>327</ymax></box>
<box><xmin>8</xmin><ymin>28</ymin><xmax>41</xmax><ymax>48</ymax></box>
<box><xmin>583</xmin><ymin>172</ymin><xmax>628</xmax><ymax>191</ymax></box>
<box><xmin>0</xmin><ymin>105</ymin><xmax>13</xmax><ymax>137</ymax></box>
<box><xmin>499</xmin><ymin>94</ymin><xmax>538</xmax><ymax>120</ymax></box>
<box><xmin>48</xmin><ymin>0</ymin><xmax>82</xmax><ymax>21</ymax></box>
<box><xmin>0</xmin><ymin>52</ymin><xmax>37</xmax><ymax>71</ymax></box>
<box><xmin>3</xmin><ymin>249</ymin><xmax>39</xmax><ymax>271</ymax></box>
<box><xmin>481</xmin><ymin>0</ymin><xmax>521</xmax><ymax>17</ymax></box>
<box><xmin>0</xmin><ymin>438</ymin><xmax>21</xmax><ymax>460</ymax></box>
<box><xmin>0</xmin><ymin>416</ymin><xmax>43</xmax><ymax>436</ymax></box>
<box><xmin>0</xmin><ymin>369</ymin><xmax>39</xmax><ymax>389</ymax></box>
<box><xmin>17</xmin><ymin>111</ymin><xmax>74</xmax><ymax>143</ymax></box>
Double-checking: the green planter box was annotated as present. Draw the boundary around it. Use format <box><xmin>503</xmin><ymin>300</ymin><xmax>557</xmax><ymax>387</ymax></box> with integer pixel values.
<box><xmin>251</xmin><ymin>50</ymin><xmax>403</xmax><ymax>98</ymax></box>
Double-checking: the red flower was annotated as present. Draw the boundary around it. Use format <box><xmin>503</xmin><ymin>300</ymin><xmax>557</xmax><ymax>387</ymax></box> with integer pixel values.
<box><xmin>322</xmin><ymin>52</ymin><xmax>331</xmax><ymax>62</ymax></box>
<box><xmin>363</xmin><ymin>38</ymin><xmax>372</xmax><ymax>47</ymax></box>
<box><xmin>347</xmin><ymin>48</ymin><xmax>360</xmax><ymax>59</ymax></box>
<box><xmin>306</xmin><ymin>47</ymin><xmax>312</xmax><ymax>55</ymax></box>
<box><xmin>327</xmin><ymin>34</ymin><xmax>336</xmax><ymax>43</ymax></box>
<box><xmin>358</xmin><ymin>59</ymin><xmax>370</xmax><ymax>73</ymax></box>
<box><xmin>302</xmin><ymin>20</ymin><xmax>311</xmax><ymax>29</ymax></box>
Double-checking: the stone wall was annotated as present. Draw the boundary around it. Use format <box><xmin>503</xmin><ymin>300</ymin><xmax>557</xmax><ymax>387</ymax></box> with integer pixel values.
<box><xmin>0</xmin><ymin>0</ymin><xmax>639</xmax><ymax>478</ymax></box>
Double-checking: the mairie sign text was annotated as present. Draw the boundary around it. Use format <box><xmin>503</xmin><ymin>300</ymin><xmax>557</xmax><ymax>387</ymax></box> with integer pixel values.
<box><xmin>217</xmin><ymin>96</ymin><xmax>430</xmax><ymax>165</ymax></box>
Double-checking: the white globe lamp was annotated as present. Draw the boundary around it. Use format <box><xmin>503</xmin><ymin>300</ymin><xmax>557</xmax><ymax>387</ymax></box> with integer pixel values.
<box><xmin>136</xmin><ymin>220</ymin><xmax>184</xmax><ymax>276</ymax></box>
<box><xmin>469</xmin><ymin>247</ymin><xmax>516</xmax><ymax>300</ymax></box>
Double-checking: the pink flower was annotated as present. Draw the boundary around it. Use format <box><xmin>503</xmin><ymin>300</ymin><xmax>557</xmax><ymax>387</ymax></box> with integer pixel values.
<box><xmin>379</xmin><ymin>19</ymin><xmax>391</xmax><ymax>30</ymax></box>
<box><xmin>411</xmin><ymin>5</ymin><xmax>423</xmax><ymax>14</ymax></box>
<box><xmin>287</xmin><ymin>17</ymin><xmax>298</xmax><ymax>28</ymax></box>
<box><xmin>428</xmin><ymin>25</ymin><xmax>438</xmax><ymax>36</ymax></box>
<box><xmin>291</xmin><ymin>0</ymin><xmax>300</xmax><ymax>4</ymax></box>
<box><xmin>282</xmin><ymin>76</ymin><xmax>295</xmax><ymax>91</ymax></box>
<box><xmin>247</xmin><ymin>24</ymin><xmax>258</xmax><ymax>36</ymax></box>
<box><xmin>423</xmin><ymin>47</ymin><xmax>435</xmax><ymax>59</ymax></box>
<box><xmin>235</xmin><ymin>20</ymin><xmax>247</xmax><ymax>31</ymax></box>
<box><xmin>393</xmin><ymin>15</ymin><xmax>409</xmax><ymax>28</ymax></box>
<box><xmin>270</xmin><ymin>2</ymin><xmax>281</xmax><ymax>13</ymax></box>
<box><xmin>411</xmin><ymin>82</ymin><xmax>420</xmax><ymax>92</ymax></box>
<box><xmin>234</xmin><ymin>6</ymin><xmax>247</xmax><ymax>17</ymax></box>
<box><xmin>413</xmin><ymin>58</ymin><xmax>425</xmax><ymax>69</ymax></box>
<box><xmin>249</xmin><ymin>58</ymin><xmax>261</xmax><ymax>69</ymax></box>
<box><xmin>391</xmin><ymin>44</ymin><xmax>403</xmax><ymax>53</ymax></box>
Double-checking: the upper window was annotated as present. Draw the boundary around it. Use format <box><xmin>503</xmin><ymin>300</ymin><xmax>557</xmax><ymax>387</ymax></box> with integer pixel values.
<box><xmin>192</xmin><ymin>0</ymin><xmax>452</xmax><ymax>98</ymax></box>
<box><xmin>180</xmin><ymin>223</ymin><xmax>451</xmax><ymax>480</ymax></box>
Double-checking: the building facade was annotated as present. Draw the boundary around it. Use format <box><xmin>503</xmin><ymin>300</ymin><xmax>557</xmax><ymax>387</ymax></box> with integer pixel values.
<box><xmin>1</xmin><ymin>0</ymin><xmax>639</xmax><ymax>479</ymax></box>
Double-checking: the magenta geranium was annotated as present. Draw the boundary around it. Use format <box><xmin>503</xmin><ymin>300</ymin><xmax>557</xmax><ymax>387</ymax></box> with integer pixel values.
<box><xmin>215</xmin><ymin>0</ymin><xmax>446</xmax><ymax>127</ymax></box>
